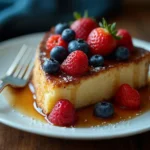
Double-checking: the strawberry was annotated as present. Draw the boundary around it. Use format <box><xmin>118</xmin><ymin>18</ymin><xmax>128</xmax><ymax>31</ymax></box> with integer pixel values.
<box><xmin>71</xmin><ymin>11</ymin><xmax>98</xmax><ymax>40</ymax></box>
<box><xmin>46</xmin><ymin>35</ymin><xmax>67</xmax><ymax>52</ymax></box>
<box><xmin>61</xmin><ymin>50</ymin><xmax>88</xmax><ymax>76</ymax></box>
<box><xmin>115</xmin><ymin>84</ymin><xmax>141</xmax><ymax>109</ymax></box>
<box><xmin>87</xmin><ymin>18</ymin><xmax>119</xmax><ymax>56</ymax></box>
<box><xmin>48</xmin><ymin>99</ymin><xmax>76</xmax><ymax>126</ymax></box>
<box><xmin>117</xmin><ymin>29</ymin><xmax>134</xmax><ymax>51</ymax></box>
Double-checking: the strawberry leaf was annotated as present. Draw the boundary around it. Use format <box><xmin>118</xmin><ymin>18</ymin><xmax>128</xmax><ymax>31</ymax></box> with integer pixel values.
<box><xmin>99</xmin><ymin>22</ymin><xmax>103</xmax><ymax>28</ymax></box>
<box><xmin>111</xmin><ymin>23</ymin><xmax>116</xmax><ymax>31</ymax></box>
<box><xmin>73</xmin><ymin>12</ymin><xmax>81</xmax><ymax>20</ymax></box>
<box><xmin>108</xmin><ymin>24</ymin><xmax>111</xmax><ymax>32</ymax></box>
<box><xmin>83</xmin><ymin>10</ymin><xmax>88</xmax><ymax>18</ymax></box>
<box><xmin>73</xmin><ymin>10</ymin><xmax>96</xmax><ymax>21</ymax></box>
<box><xmin>114</xmin><ymin>35</ymin><xmax>122</xmax><ymax>40</ymax></box>
<box><xmin>99</xmin><ymin>18</ymin><xmax>122</xmax><ymax>40</ymax></box>
<box><xmin>102</xmin><ymin>18</ymin><xmax>107</xmax><ymax>28</ymax></box>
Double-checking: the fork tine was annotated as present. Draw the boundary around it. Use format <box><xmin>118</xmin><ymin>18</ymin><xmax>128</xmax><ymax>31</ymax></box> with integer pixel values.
<box><xmin>23</xmin><ymin>57</ymin><xmax>35</xmax><ymax>80</ymax></box>
<box><xmin>6</xmin><ymin>45</ymin><xmax>28</xmax><ymax>76</ymax></box>
<box><xmin>18</xmin><ymin>48</ymin><xmax>35</xmax><ymax>79</ymax></box>
<box><xmin>13</xmin><ymin>47</ymin><xmax>32</xmax><ymax>78</ymax></box>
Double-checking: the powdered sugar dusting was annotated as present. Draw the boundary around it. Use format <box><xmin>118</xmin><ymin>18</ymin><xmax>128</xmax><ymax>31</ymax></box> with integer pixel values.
<box><xmin>61</xmin><ymin>75</ymin><xmax>74</xmax><ymax>82</ymax></box>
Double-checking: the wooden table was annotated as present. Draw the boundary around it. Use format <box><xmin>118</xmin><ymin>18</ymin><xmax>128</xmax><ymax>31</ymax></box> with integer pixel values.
<box><xmin>0</xmin><ymin>8</ymin><xmax>150</xmax><ymax>150</ymax></box>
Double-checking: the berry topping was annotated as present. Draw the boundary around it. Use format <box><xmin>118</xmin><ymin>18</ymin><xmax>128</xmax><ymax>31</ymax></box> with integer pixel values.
<box><xmin>48</xmin><ymin>99</ymin><xmax>76</xmax><ymax>126</ymax></box>
<box><xmin>50</xmin><ymin>46</ymin><xmax>68</xmax><ymax>62</ymax></box>
<box><xmin>89</xmin><ymin>55</ymin><xmax>104</xmax><ymax>67</ymax></box>
<box><xmin>68</xmin><ymin>39</ymin><xmax>89</xmax><ymax>55</ymax></box>
<box><xmin>43</xmin><ymin>59</ymin><xmax>60</xmax><ymax>74</ymax></box>
<box><xmin>46</xmin><ymin>35</ymin><xmax>67</xmax><ymax>51</ymax></box>
<box><xmin>62</xmin><ymin>28</ymin><xmax>76</xmax><ymax>42</ymax></box>
<box><xmin>115</xmin><ymin>84</ymin><xmax>141</xmax><ymax>109</ymax></box>
<box><xmin>117</xmin><ymin>29</ymin><xmax>134</xmax><ymax>51</ymax></box>
<box><xmin>71</xmin><ymin>11</ymin><xmax>98</xmax><ymax>40</ymax></box>
<box><xmin>61</xmin><ymin>50</ymin><xmax>88</xmax><ymax>76</ymax></box>
<box><xmin>87</xmin><ymin>18</ymin><xmax>119</xmax><ymax>56</ymax></box>
<box><xmin>94</xmin><ymin>101</ymin><xmax>114</xmax><ymax>118</ymax></box>
<box><xmin>55</xmin><ymin>23</ymin><xmax>69</xmax><ymax>34</ymax></box>
<box><xmin>115</xmin><ymin>46</ymin><xmax>130</xmax><ymax>60</ymax></box>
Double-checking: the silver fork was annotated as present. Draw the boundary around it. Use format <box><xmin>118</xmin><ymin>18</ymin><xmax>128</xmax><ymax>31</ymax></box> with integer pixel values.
<box><xmin>0</xmin><ymin>45</ymin><xmax>35</xmax><ymax>92</ymax></box>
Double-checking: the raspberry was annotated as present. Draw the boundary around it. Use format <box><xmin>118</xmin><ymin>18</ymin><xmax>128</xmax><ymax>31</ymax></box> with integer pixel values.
<box><xmin>46</xmin><ymin>35</ymin><xmax>67</xmax><ymax>52</ymax></box>
<box><xmin>61</xmin><ymin>50</ymin><xmax>88</xmax><ymax>76</ymax></box>
<box><xmin>117</xmin><ymin>29</ymin><xmax>134</xmax><ymax>52</ymax></box>
<box><xmin>115</xmin><ymin>84</ymin><xmax>141</xmax><ymax>109</ymax></box>
<box><xmin>48</xmin><ymin>99</ymin><xmax>76</xmax><ymax>126</ymax></box>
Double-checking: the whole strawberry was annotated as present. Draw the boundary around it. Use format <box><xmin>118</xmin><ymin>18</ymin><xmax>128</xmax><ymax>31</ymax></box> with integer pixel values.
<box><xmin>115</xmin><ymin>84</ymin><xmax>141</xmax><ymax>109</ymax></box>
<box><xmin>46</xmin><ymin>35</ymin><xmax>67</xmax><ymax>51</ymax></box>
<box><xmin>61</xmin><ymin>50</ymin><xmax>88</xmax><ymax>76</ymax></box>
<box><xmin>87</xmin><ymin>18</ymin><xmax>119</xmax><ymax>56</ymax></box>
<box><xmin>48</xmin><ymin>99</ymin><xmax>76</xmax><ymax>126</ymax></box>
<box><xmin>71</xmin><ymin>11</ymin><xmax>98</xmax><ymax>40</ymax></box>
<box><xmin>117</xmin><ymin>29</ymin><xmax>134</xmax><ymax>51</ymax></box>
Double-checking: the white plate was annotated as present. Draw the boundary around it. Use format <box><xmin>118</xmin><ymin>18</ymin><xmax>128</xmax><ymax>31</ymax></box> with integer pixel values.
<box><xmin>0</xmin><ymin>33</ymin><xmax>150</xmax><ymax>140</ymax></box>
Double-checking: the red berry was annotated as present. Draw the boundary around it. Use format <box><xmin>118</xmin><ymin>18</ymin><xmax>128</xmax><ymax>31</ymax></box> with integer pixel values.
<box><xmin>46</xmin><ymin>35</ymin><xmax>67</xmax><ymax>52</ymax></box>
<box><xmin>87</xmin><ymin>28</ymin><xmax>116</xmax><ymax>56</ymax></box>
<box><xmin>61</xmin><ymin>50</ymin><xmax>88</xmax><ymax>76</ymax></box>
<box><xmin>115</xmin><ymin>84</ymin><xmax>141</xmax><ymax>109</ymax></box>
<box><xmin>117</xmin><ymin>29</ymin><xmax>134</xmax><ymax>52</ymax></box>
<box><xmin>48</xmin><ymin>99</ymin><xmax>76</xmax><ymax>126</ymax></box>
<box><xmin>71</xmin><ymin>18</ymin><xmax>98</xmax><ymax>40</ymax></box>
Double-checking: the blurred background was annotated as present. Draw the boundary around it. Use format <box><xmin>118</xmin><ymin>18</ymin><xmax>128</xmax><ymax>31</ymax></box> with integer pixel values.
<box><xmin>0</xmin><ymin>0</ymin><xmax>150</xmax><ymax>42</ymax></box>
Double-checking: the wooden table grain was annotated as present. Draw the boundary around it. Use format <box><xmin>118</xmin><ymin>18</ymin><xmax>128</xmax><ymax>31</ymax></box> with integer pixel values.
<box><xmin>0</xmin><ymin>8</ymin><xmax>150</xmax><ymax>150</ymax></box>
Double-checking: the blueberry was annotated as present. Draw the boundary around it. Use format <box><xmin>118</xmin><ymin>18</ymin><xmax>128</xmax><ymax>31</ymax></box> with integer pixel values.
<box><xmin>94</xmin><ymin>102</ymin><xmax>114</xmax><ymax>118</ymax></box>
<box><xmin>62</xmin><ymin>28</ymin><xmax>75</xmax><ymax>42</ymax></box>
<box><xmin>55</xmin><ymin>23</ymin><xmax>69</xmax><ymax>34</ymax></box>
<box><xmin>43</xmin><ymin>59</ymin><xmax>60</xmax><ymax>74</ymax></box>
<box><xmin>50</xmin><ymin>46</ymin><xmax>68</xmax><ymax>62</ymax></box>
<box><xmin>68</xmin><ymin>39</ymin><xmax>89</xmax><ymax>55</ymax></box>
<box><xmin>89</xmin><ymin>55</ymin><xmax>104</xmax><ymax>67</ymax></box>
<box><xmin>115</xmin><ymin>46</ymin><xmax>130</xmax><ymax>60</ymax></box>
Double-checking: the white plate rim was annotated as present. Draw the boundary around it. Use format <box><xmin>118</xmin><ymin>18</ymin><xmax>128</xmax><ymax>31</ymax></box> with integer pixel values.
<box><xmin>0</xmin><ymin>33</ymin><xmax>150</xmax><ymax>140</ymax></box>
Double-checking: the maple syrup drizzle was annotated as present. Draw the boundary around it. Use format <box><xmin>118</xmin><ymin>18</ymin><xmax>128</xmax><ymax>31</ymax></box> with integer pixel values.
<box><xmin>2</xmin><ymin>85</ymin><xmax>46</xmax><ymax>122</ymax></box>
<box><xmin>2</xmin><ymin>82</ymin><xmax>150</xmax><ymax>128</ymax></box>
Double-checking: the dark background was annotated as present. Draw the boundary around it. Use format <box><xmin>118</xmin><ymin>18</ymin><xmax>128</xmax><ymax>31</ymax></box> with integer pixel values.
<box><xmin>0</xmin><ymin>0</ymin><xmax>122</xmax><ymax>41</ymax></box>
<box><xmin>0</xmin><ymin>0</ymin><xmax>150</xmax><ymax>42</ymax></box>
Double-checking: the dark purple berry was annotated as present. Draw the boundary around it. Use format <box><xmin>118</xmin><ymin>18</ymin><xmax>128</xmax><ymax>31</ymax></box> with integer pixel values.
<box><xmin>94</xmin><ymin>102</ymin><xmax>114</xmax><ymax>118</ymax></box>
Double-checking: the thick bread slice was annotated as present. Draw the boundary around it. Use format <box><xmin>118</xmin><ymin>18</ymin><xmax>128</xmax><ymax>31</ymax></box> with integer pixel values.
<box><xmin>32</xmin><ymin>47</ymin><xmax>150</xmax><ymax>114</ymax></box>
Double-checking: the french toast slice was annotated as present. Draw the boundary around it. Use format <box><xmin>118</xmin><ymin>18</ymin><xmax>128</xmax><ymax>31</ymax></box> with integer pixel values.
<box><xmin>32</xmin><ymin>34</ymin><xmax>150</xmax><ymax>115</ymax></box>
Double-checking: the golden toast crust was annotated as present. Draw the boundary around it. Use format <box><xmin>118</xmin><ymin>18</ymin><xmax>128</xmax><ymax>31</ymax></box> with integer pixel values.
<box><xmin>32</xmin><ymin>32</ymin><xmax>150</xmax><ymax>114</ymax></box>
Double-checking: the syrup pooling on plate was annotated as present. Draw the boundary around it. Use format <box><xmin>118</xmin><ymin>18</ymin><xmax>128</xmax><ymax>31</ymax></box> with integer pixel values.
<box><xmin>2</xmin><ymin>85</ymin><xmax>46</xmax><ymax>122</ymax></box>
<box><xmin>2</xmin><ymin>83</ymin><xmax>150</xmax><ymax>128</ymax></box>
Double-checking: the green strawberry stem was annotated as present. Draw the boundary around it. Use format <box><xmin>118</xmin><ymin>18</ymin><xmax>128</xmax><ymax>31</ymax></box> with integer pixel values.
<box><xmin>99</xmin><ymin>18</ymin><xmax>121</xmax><ymax>40</ymax></box>
<box><xmin>73</xmin><ymin>12</ymin><xmax>82</xmax><ymax>19</ymax></box>
<box><xmin>83</xmin><ymin>10</ymin><xmax>88</xmax><ymax>18</ymax></box>
<box><xmin>73</xmin><ymin>10</ymin><xmax>89</xmax><ymax>20</ymax></box>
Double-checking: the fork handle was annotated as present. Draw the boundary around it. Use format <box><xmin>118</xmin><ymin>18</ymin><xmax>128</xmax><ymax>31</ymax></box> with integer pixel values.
<box><xmin>0</xmin><ymin>80</ymin><xmax>8</xmax><ymax>93</ymax></box>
